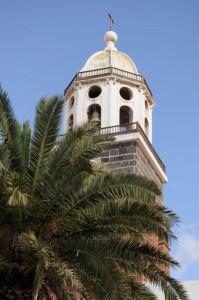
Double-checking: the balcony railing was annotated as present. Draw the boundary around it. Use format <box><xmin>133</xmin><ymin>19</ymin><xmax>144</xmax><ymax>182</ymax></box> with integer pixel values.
<box><xmin>64</xmin><ymin>67</ymin><xmax>153</xmax><ymax>98</ymax></box>
<box><xmin>99</xmin><ymin>122</ymin><xmax>165</xmax><ymax>172</ymax></box>
<box><xmin>59</xmin><ymin>122</ymin><xmax>165</xmax><ymax>172</ymax></box>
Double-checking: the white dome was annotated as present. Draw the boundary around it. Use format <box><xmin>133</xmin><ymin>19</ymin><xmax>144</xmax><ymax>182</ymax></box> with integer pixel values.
<box><xmin>81</xmin><ymin>31</ymin><xmax>139</xmax><ymax>74</ymax></box>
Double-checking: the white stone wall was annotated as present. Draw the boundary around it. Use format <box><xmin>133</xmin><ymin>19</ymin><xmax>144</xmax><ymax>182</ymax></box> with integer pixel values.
<box><xmin>64</xmin><ymin>77</ymin><xmax>153</xmax><ymax>142</ymax></box>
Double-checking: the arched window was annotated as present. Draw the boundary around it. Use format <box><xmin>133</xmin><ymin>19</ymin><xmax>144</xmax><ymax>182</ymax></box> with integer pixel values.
<box><xmin>145</xmin><ymin>100</ymin><xmax>149</xmax><ymax>115</ymax></box>
<box><xmin>88</xmin><ymin>86</ymin><xmax>102</xmax><ymax>98</ymax></box>
<box><xmin>120</xmin><ymin>87</ymin><xmax>133</xmax><ymax>101</ymax></box>
<box><xmin>120</xmin><ymin>106</ymin><xmax>133</xmax><ymax>131</ymax></box>
<box><xmin>68</xmin><ymin>114</ymin><xmax>73</xmax><ymax>130</ymax></box>
<box><xmin>144</xmin><ymin>118</ymin><xmax>149</xmax><ymax>138</ymax></box>
<box><xmin>87</xmin><ymin>104</ymin><xmax>101</xmax><ymax>124</ymax></box>
<box><xmin>70</xmin><ymin>96</ymin><xmax>74</xmax><ymax>108</ymax></box>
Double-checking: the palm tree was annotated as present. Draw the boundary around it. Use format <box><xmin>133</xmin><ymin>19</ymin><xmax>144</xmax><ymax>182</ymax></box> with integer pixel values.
<box><xmin>0</xmin><ymin>85</ymin><xmax>188</xmax><ymax>300</ymax></box>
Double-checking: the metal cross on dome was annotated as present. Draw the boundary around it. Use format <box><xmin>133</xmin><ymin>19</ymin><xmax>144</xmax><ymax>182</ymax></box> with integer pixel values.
<box><xmin>108</xmin><ymin>13</ymin><xmax>114</xmax><ymax>31</ymax></box>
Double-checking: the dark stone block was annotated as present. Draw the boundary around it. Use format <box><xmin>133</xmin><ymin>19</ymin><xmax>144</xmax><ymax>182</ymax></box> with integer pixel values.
<box><xmin>99</xmin><ymin>151</ymin><xmax>109</xmax><ymax>158</ymax></box>
<box><xmin>127</xmin><ymin>146</ymin><xmax>136</xmax><ymax>153</ymax></box>
<box><xmin>101</xmin><ymin>158</ymin><xmax>109</xmax><ymax>163</ymax></box>
<box><xmin>110</xmin><ymin>156</ymin><xmax>119</xmax><ymax>162</ymax></box>
<box><xmin>106</xmin><ymin>162</ymin><xmax>122</xmax><ymax>169</ymax></box>
<box><xmin>119</xmin><ymin>167</ymin><xmax>135</xmax><ymax>173</ymax></box>
<box><xmin>120</xmin><ymin>161</ymin><xmax>130</xmax><ymax>167</ymax></box>
<box><xmin>110</xmin><ymin>149</ymin><xmax>119</xmax><ymax>156</ymax></box>
<box><xmin>117</xmin><ymin>156</ymin><xmax>124</xmax><ymax>161</ymax></box>
<box><xmin>109</xmin><ymin>144</ymin><xmax>119</xmax><ymax>150</ymax></box>
<box><xmin>130</xmin><ymin>160</ymin><xmax>136</xmax><ymax>166</ymax></box>
<box><xmin>119</xmin><ymin>147</ymin><xmax>127</xmax><ymax>154</ymax></box>
<box><xmin>123</xmin><ymin>154</ymin><xmax>134</xmax><ymax>160</ymax></box>
<box><xmin>121</xmin><ymin>142</ymin><xmax>132</xmax><ymax>147</ymax></box>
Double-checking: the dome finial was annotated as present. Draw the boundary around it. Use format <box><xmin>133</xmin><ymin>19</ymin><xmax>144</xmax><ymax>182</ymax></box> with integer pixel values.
<box><xmin>104</xmin><ymin>14</ymin><xmax>117</xmax><ymax>51</ymax></box>
<box><xmin>104</xmin><ymin>31</ymin><xmax>118</xmax><ymax>51</ymax></box>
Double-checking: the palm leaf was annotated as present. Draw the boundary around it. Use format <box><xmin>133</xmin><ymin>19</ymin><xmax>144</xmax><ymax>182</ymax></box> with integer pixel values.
<box><xmin>0</xmin><ymin>85</ymin><xmax>23</xmax><ymax>173</ymax></box>
<box><xmin>29</xmin><ymin>96</ymin><xmax>63</xmax><ymax>193</ymax></box>
<box><xmin>33</xmin><ymin>261</ymin><xmax>45</xmax><ymax>300</ymax></box>
<box><xmin>38</xmin><ymin>122</ymin><xmax>113</xmax><ymax>196</ymax></box>
<box><xmin>67</xmin><ymin>198</ymin><xmax>177</xmax><ymax>243</ymax></box>
<box><xmin>0</xmin><ymin>144</ymin><xmax>11</xmax><ymax>174</ymax></box>
<box><xmin>18</xmin><ymin>232</ymin><xmax>83</xmax><ymax>299</ymax></box>
<box><xmin>63</xmin><ymin>173</ymin><xmax>161</xmax><ymax>217</ymax></box>
<box><xmin>64</xmin><ymin>238</ymin><xmax>131</xmax><ymax>300</ymax></box>
<box><xmin>20</xmin><ymin>121</ymin><xmax>31</xmax><ymax>183</ymax></box>
<box><xmin>129</xmin><ymin>280</ymin><xmax>158</xmax><ymax>300</ymax></box>
<box><xmin>0</xmin><ymin>88</ymin><xmax>188</xmax><ymax>300</ymax></box>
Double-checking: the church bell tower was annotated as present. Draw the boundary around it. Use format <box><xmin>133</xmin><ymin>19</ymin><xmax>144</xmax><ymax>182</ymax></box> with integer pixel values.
<box><xmin>63</xmin><ymin>29</ymin><xmax>167</xmax><ymax>189</ymax></box>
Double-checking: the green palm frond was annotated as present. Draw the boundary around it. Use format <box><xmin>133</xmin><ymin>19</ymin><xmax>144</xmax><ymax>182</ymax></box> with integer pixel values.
<box><xmin>138</xmin><ymin>263</ymin><xmax>188</xmax><ymax>300</ymax></box>
<box><xmin>33</xmin><ymin>262</ymin><xmax>45</xmax><ymax>300</ymax></box>
<box><xmin>67</xmin><ymin>198</ymin><xmax>176</xmax><ymax>243</ymax></box>
<box><xmin>129</xmin><ymin>280</ymin><xmax>158</xmax><ymax>300</ymax></box>
<box><xmin>125</xmin><ymin>241</ymin><xmax>178</xmax><ymax>269</ymax></box>
<box><xmin>0</xmin><ymin>86</ymin><xmax>23</xmax><ymax>173</ymax></box>
<box><xmin>68</xmin><ymin>134</ymin><xmax>114</xmax><ymax>165</ymax></box>
<box><xmin>0</xmin><ymin>144</ymin><xmax>11</xmax><ymax>174</ymax></box>
<box><xmin>46</xmin><ymin>260</ymin><xmax>84</xmax><ymax>300</ymax></box>
<box><xmin>29</xmin><ymin>96</ymin><xmax>63</xmax><ymax>193</ymax></box>
<box><xmin>38</xmin><ymin>159</ymin><xmax>94</xmax><ymax>204</ymax></box>
<box><xmin>83</xmin><ymin>172</ymin><xmax>161</xmax><ymax>202</ymax></box>
<box><xmin>0</xmin><ymin>88</ymin><xmax>188</xmax><ymax>300</ymax></box>
<box><xmin>18</xmin><ymin>232</ymin><xmax>84</xmax><ymax>299</ymax></box>
<box><xmin>161</xmin><ymin>277</ymin><xmax>189</xmax><ymax>300</ymax></box>
<box><xmin>20</xmin><ymin>121</ymin><xmax>31</xmax><ymax>183</ymax></box>
<box><xmin>63</xmin><ymin>172</ymin><xmax>161</xmax><ymax>216</ymax></box>
<box><xmin>122</xmin><ymin>259</ymin><xmax>188</xmax><ymax>300</ymax></box>
<box><xmin>6</xmin><ymin>172</ymin><xmax>30</xmax><ymax>206</ymax></box>
<box><xmin>0</xmin><ymin>85</ymin><xmax>18</xmax><ymax>143</ymax></box>
<box><xmin>38</xmin><ymin>122</ymin><xmax>112</xmax><ymax>195</ymax></box>
<box><xmin>65</xmin><ymin>239</ymin><xmax>131</xmax><ymax>300</ymax></box>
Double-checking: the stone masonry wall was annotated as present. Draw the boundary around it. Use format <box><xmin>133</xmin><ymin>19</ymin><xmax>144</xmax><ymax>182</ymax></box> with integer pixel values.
<box><xmin>98</xmin><ymin>141</ymin><xmax>163</xmax><ymax>189</ymax></box>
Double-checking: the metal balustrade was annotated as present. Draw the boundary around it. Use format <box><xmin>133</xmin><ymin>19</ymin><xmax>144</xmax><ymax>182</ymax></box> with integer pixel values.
<box><xmin>59</xmin><ymin>122</ymin><xmax>165</xmax><ymax>172</ymax></box>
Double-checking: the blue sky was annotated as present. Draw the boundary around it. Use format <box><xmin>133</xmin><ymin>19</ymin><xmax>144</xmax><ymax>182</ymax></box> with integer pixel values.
<box><xmin>1</xmin><ymin>0</ymin><xmax>199</xmax><ymax>281</ymax></box>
